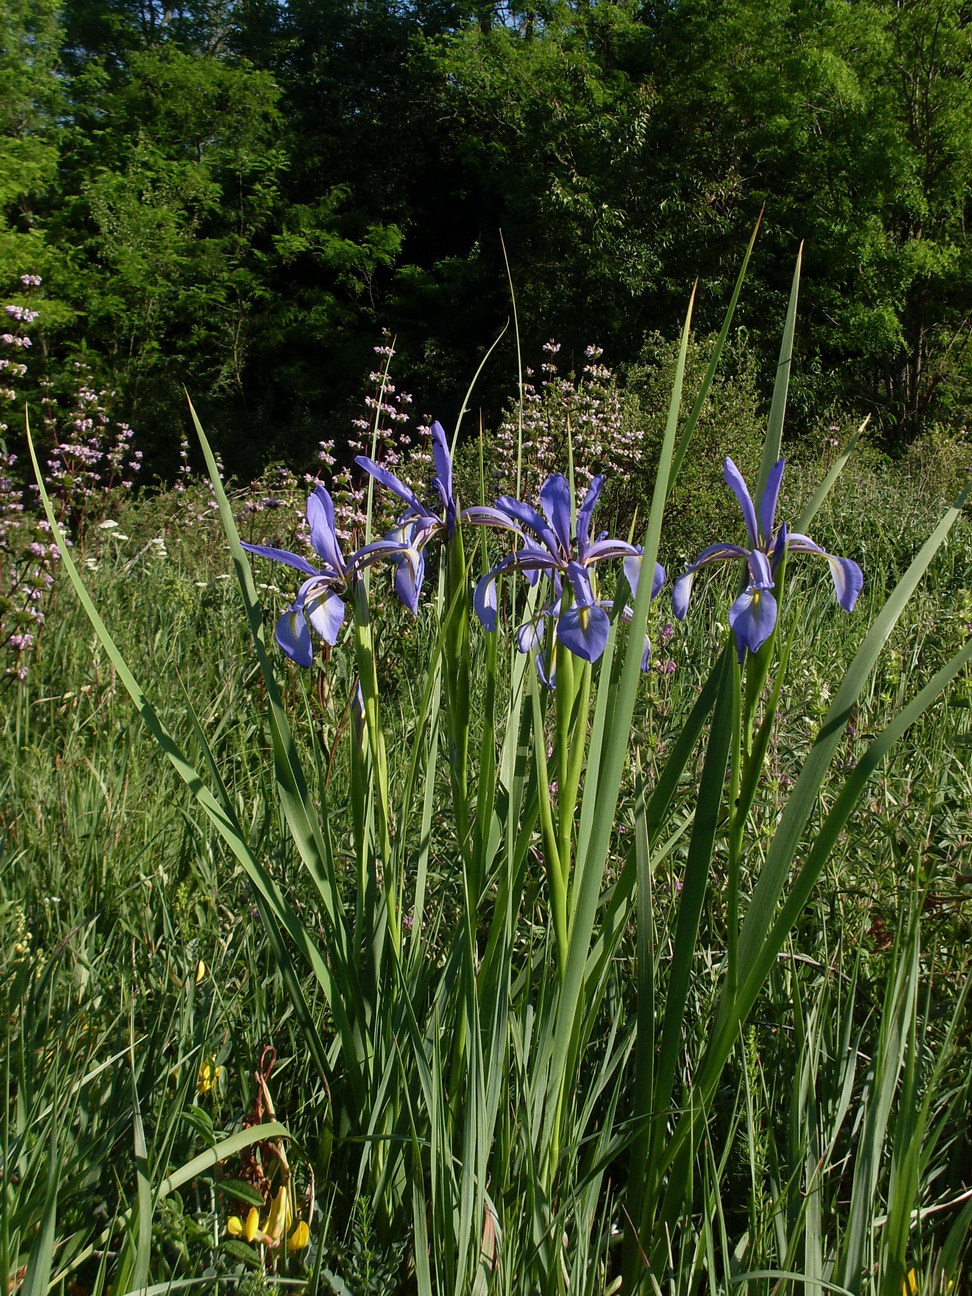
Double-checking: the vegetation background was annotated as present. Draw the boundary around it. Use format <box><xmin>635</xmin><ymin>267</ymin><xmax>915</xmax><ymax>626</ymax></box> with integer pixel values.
<box><xmin>2</xmin><ymin>0</ymin><xmax>971</xmax><ymax>474</ymax></box>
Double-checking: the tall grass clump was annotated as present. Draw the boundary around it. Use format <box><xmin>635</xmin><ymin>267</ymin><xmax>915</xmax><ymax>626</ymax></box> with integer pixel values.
<box><xmin>20</xmin><ymin>241</ymin><xmax>972</xmax><ymax>1294</ymax></box>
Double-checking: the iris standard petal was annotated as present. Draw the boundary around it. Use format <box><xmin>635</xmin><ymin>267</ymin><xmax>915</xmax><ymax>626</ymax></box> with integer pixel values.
<box><xmin>275</xmin><ymin>606</ymin><xmax>314</xmax><ymax>667</ymax></box>
<box><xmin>539</xmin><ymin>474</ymin><xmax>574</xmax><ymax>555</ymax></box>
<box><xmin>240</xmin><ymin>541</ymin><xmax>321</xmax><ymax>578</ymax></box>
<box><xmin>557</xmin><ymin>600</ymin><xmax>610</xmax><ymax>663</ymax></box>
<box><xmin>430</xmin><ymin>422</ymin><xmax>453</xmax><ymax>517</ymax></box>
<box><xmin>307</xmin><ymin>485</ymin><xmax>345</xmax><ymax>574</ymax></box>
<box><xmin>576</xmin><ymin>475</ymin><xmax>605</xmax><ymax>554</ymax></box>
<box><xmin>494</xmin><ymin>494</ymin><xmax>560</xmax><ymax>555</ymax></box>
<box><xmin>723</xmin><ymin>457</ymin><xmax>760</xmax><ymax>546</ymax></box>
<box><xmin>729</xmin><ymin>583</ymin><xmax>778</xmax><ymax>657</ymax></box>
<box><xmin>355</xmin><ymin>455</ymin><xmax>427</xmax><ymax>515</ymax></box>
<box><xmin>758</xmin><ymin>459</ymin><xmax>786</xmax><ymax>546</ymax></box>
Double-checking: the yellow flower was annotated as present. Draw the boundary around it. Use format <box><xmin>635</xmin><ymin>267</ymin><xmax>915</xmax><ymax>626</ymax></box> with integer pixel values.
<box><xmin>226</xmin><ymin>1216</ymin><xmax>243</xmax><ymax>1238</ymax></box>
<box><xmin>903</xmin><ymin>1270</ymin><xmax>919</xmax><ymax>1296</ymax></box>
<box><xmin>195</xmin><ymin>959</ymin><xmax>207</xmax><ymax>983</ymax></box>
<box><xmin>244</xmin><ymin>1206</ymin><xmax>261</xmax><ymax>1243</ymax></box>
<box><xmin>288</xmin><ymin>1221</ymin><xmax>310</xmax><ymax>1251</ymax></box>
<box><xmin>264</xmin><ymin>1185</ymin><xmax>293</xmax><ymax>1243</ymax></box>
<box><xmin>197</xmin><ymin>1057</ymin><xmax>221</xmax><ymax>1096</ymax></box>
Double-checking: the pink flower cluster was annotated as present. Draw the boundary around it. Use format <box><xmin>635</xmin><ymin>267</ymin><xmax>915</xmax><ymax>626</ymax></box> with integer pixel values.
<box><xmin>493</xmin><ymin>343</ymin><xmax>641</xmax><ymax>498</ymax></box>
<box><xmin>314</xmin><ymin>338</ymin><xmax>429</xmax><ymax>546</ymax></box>
<box><xmin>0</xmin><ymin>276</ymin><xmax>142</xmax><ymax>683</ymax></box>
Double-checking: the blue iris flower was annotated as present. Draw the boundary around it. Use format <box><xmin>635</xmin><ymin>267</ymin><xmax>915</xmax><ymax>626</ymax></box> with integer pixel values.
<box><xmin>474</xmin><ymin>472</ymin><xmax>665</xmax><ymax>670</ymax></box>
<box><xmin>355</xmin><ymin>421</ymin><xmax>520</xmax><ymax>613</ymax></box>
<box><xmin>673</xmin><ymin>457</ymin><xmax>863</xmax><ymax>658</ymax></box>
<box><xmin>240</xmin><ymin>484</ymin><xmax>359</xmax><ymax>666</ymax></box>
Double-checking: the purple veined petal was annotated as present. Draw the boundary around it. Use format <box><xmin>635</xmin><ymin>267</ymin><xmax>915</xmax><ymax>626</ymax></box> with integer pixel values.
<box><xmin>351</xmin><ymin>517</ymin><xmax>438</xmax><ymax>570</ymax></box>
<box><xmin>355</xmin><ymin>455</ymin><xmax>427</xmax><ymax>516</ymax></box>
<box><xmin>640</xmin><ymin>635</ymin><xmax>652</xmax><ymax>672</ymax></box>
<box><xmin>539</xmin><ymin>474</ymin><xmax>573</xmax><ymax>556</ymax></box>
<box><xmin>622</xmin><ymin>554</ymin><xmax>666</xmax><ymax>602</ymax></box>
<box><xmin>494</xmin><ymin>494</ymin><xmax>559</xmax><ymax>554</ymax></box>
<box><xmin>758</xmin><ymin>459</ymin><xmax>786</xmax><ymax>547</ymax></box>
<box><xmin>724</xmin><ymin>457</ymin><xmax>759</xmax><ymax>546</ymax></box>
<box><xmin>584</xmin><ymin>537</ymin><xmax>641</xmax><ymax>564</ymax></box>
<box><xmin>303</xmin><ymin>586</ymin><xmax>346</xmax><ymax>646</ymax></box>
<box><xmin>576</xmin><ymin>475</ymin><xmax>605</xmax><ymax>555</ymax></box>
<box><xmin>786</xmin><ymin>534</ymin><xmax>864</xmax><ymax>611</ymax></box>
<box><xmin>430</xmin><ymin>422</ymin><xmax>453</xmax><ymax>515</ymax></box>
<box><xmin>240</xmin><ymin>540</ymin><xmax>321</xmax><ymax>578</ymax></box>
<box><xmin>459</xmin><ymin>504</ymin><xmax>526</xmax><ymax>535</ymax></box>
<box><xmin>393</xmin><ymin>546</ymin><xmax>425</xmax><ymax>614</ymax></box>
<box><xmin>729</xmin><ymin>583</ymin><xmax>778</xmax><ymax>659</ymax></box>
<box><xmin>307</xmin><ymin>485</ymin><xmax>346</xmax><ymax>574</ymax></box>
<box><xmin>275</xmin><ymin>605</ymin><xmax>314</xmax><ymax>667</ymax></box>
<box><xmin>557</xmin><ymin>600</ymin><xmax>611</xmax><ymax>663</ymax></box>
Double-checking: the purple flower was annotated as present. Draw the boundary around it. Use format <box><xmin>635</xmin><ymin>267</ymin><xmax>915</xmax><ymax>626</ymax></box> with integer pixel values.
<box><xmin>673</xmin><ymin>457</ymin><xmax>863</xmax><ymax>658</ymax></box>
<box><xmin>241</xmin><ymin>485</ymin><xmax>361</xmax><ymax>666</ymax></box>
<box><xmin>474</xmin><ymin>472</ymin><xmax>665</xmax><ymax>671</ymax></box>
<box><xmin>355</xmin><ymin>421</ymin><xmax>519</xmax><ymax>612</ymax></box>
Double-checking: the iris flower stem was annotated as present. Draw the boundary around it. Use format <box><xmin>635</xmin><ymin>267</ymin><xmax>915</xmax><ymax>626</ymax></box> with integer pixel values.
<box><xmin>443</xmin><ymin>533</ymin><xmax>472</xmax><ymax>875</ymax></box>
<box><xmin>531</xmin><ymin>670</ymin><xmax>568</xmax><ymax>982</ymax></box>
<box><xmin>556</xmin><ymin>651</ymin><xmax>591</xmax><ymax>898</ymax></box>
<box><xmin>725</xmin><ymin>646</ymin><xmax>744</xmax><ymax>991</ymax></box>
<box><xmin>352</xmin><ymin>579</ymin><xmax>400</xmax><ymax>964</ymax></box>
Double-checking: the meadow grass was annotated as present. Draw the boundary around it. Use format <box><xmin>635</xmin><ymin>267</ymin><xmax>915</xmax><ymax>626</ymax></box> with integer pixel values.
<box><xmin>3</xmin><ymin>285</ymin><xmax>972</xmax><ymax>1294</ymax></box>
<box><xmin>2</xmin><ymin>444</ymin><xmax>968</xmax><ymax>1294</ymax></box>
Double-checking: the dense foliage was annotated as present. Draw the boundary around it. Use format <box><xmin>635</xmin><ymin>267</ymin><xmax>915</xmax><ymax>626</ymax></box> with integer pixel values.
<box><xmin>2</xmin><ymin>0</ymin><xmax>970</xmax><ymax>470</ymax></box>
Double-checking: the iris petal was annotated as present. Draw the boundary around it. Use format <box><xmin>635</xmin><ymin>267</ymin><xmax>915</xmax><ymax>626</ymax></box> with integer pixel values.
<box><xmin>786</xmin><ymin>534</ymin><xmax>864</xmax><ymax>611</ymax></box>
<box><xmin>355</xmin><ymin>455</ymin><xmax>427</xmax><ymax>515</ymax></box>
<box><xmin>539</xmin><ymin>474</ymin><xmax>574</xmax><ymax>555</ymax></box>
<box><xmin>307</xmin><ymin>485</ymin><xmax>345</xmax><ymax>574</ymax></box>
<box><xmin>758</xmin><ymin>459</ymin><xmax>786</xmax><ymax>546</ymax></box>
<box><xmin>303</xmin><ymin>589</ymin><xmax>345</xmax><ymax>645</ymax></box>
<box><xmin>729</xmin><ymin>584</ymin><xmax>778</xmax><ymax>658</ymax></box>
<box><xmin>493</xmin><ymin>495</ymin><xmax>559</xmax><ymax>553</ymax></box>
<box><xmin>557</xmin><ymin>601</ymin><xmax>610</xmax><ymax>663</ymax></box>
<box><xmin>240</xmin><ymin>542</ymin><xmax>320</xmax><ymax>578</ymax></box>
<box><xmin>724</xmin><ymin>457</ymin><xmax>759</xmax><ymax>546</ymax></box>
<box><xmin>576</xmin><ymin>475</ymin><xmax>604</xmax><ymax>554</ymax></box>
<box><xmin>393</xmin><ymin>547</ymin><xmax>425</xmax><ymax>614</ymax></box>
<box><xmin>275</xmin><ymin>606</ymin><xmax>314</xmax><ymax>667</ymax></box>
<box><xmin>584</xmin><ymin>538</ymin><xmax>642</xmax><ymax>564</ymax></box>
<box><xmin>672</xmin><ymin>570</ymin><xmax>696</xmax><ymax>621</ymax></box>
<box><xmin>622</xmin><ymin>554</ymin><xmax>666</xmax><ymax>602</ymax></box>
<box><xmin>430</xmin><ymin>421</ymin><xmax>453</xmax><ymax>509</ymax></box>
